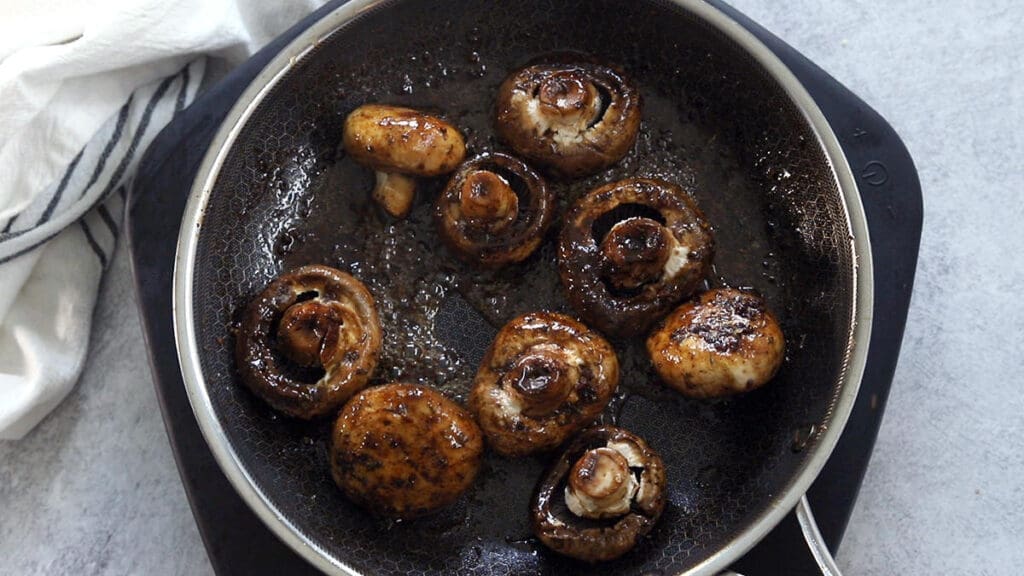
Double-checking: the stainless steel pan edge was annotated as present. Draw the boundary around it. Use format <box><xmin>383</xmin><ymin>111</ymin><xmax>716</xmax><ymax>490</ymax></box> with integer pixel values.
<box><xmin>171</xmin><ymin>0</ymin><xmax>874</xmax><ymax>574</ymax></box>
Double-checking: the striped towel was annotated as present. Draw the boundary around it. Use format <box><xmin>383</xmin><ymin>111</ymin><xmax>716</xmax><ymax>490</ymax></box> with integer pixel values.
<box><xmin>0</xmin><ymin>63</ymin><xmax>202</xmax><ymax>266</ymax></box>
<box><xmin>0</xmin><ymin>0</ymin><xmax>325</xmax><ymax>439</ymax></box>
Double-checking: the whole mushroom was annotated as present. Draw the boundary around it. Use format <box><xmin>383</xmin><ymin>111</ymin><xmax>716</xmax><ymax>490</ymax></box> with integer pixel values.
<box><xmin>559</xmin><ymin>177</ymin><xmax>715</xmax><ymax>338</ymax></box>
<box><xmin>343</xmin><ymin>104</ymin><xmax>466</xmax><ymax>218</ymax></box>
<box><xmin>468</xmin><ymin>312</ymin><xmax>619</xmax><ymax>457</ymax></box>
<box><xmin>647</xmin><ymin>288</ymin><xmax>785</xmax><ymax>398</ymax></box>
<box><xmin>495</xmin><ymin>58</ymin><xmax>640</xmax><ymax>178</ymax></box>
<box><xmin>435</xmin><ymin>152</ymin><xmax>554</xmax><ymax>267</ymax></box>
<box><xmin>532</xmin><ymin>426</ymin><xmax>667</xmax><ymax>563</ymax></box>
<box><xmin>235</xmin><ymin>265</ymin><xmax>382</xmax><ymax>419</ymax></box>
<box><xmin>330</xmin><ymin>383</ymin><xmax>484</xmax><ymax>518</ymax></box>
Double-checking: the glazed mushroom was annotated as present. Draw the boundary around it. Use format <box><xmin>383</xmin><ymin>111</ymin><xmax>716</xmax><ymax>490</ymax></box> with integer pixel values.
<box><xmin>494</xmin><ymin>58</ymin><xmax>640</xmax><ymax>178</ymax></box>
<box><xmin>235</xmin><ymin>265</ymin><xmax>382</xmax><ymax>419</ymax></box>
<box><xmin>329</xmin><ymin>383</ymin><xmax>484</xmax><ymax>518</ymax></box>
<box><xmin>434</xmin><ymin>152</ymin><xmax>554</xmax><ymax>267</ymax></box>
<box><xmin>532</xmin><ymin>426</ymin><xmax>666</xmax><ymax>563</ymax></box>
<box><xmin>647</xmin><ymin>288</ymin><xmax>785</xmax><ymax>398</ymax></box>
<box><xmin>558</xmin><ymin>177</ymin><xmax>714</xmax><ymax>338</ymax></box>
<box><xmin>343</xmin><ymin>104</ymin><xmax>466</xmax><ymax>218</ymax></box>
<box><xmin>468</xmin><ymin>312</ymin><xmax>619</xmax><ymax>457</ymax></box>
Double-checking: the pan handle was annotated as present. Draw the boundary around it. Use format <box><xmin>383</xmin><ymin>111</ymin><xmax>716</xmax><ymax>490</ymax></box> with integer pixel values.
<box><xmin>719</xmin><ymin>496</ymin><xmax>842</xmax><ymax>576</ymax></box>
<box><xmin>795</xmin><ymin>495</ymin><xmax>843</xmax><ymax>575</ymax></box>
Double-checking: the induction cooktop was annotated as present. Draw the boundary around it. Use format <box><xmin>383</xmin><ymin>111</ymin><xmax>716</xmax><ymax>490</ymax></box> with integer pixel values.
<box><xmin>127</xmin><ymin>1</ymin><xmax>921</xmax><ymax>573</ymax></box>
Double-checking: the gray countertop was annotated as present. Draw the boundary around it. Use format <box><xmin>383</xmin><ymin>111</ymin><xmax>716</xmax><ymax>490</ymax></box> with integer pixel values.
<box><xmin>2</xmin><ymin>1</ymin><xmax>1022</xmax><ymax>574</ymax></box>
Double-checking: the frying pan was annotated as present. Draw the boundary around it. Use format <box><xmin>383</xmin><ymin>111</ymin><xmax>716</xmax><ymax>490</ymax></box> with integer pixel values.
<box><xmin>172</xmin><ymin>0</ymin><xmax>873</xmax><ymax>574</ymax></box>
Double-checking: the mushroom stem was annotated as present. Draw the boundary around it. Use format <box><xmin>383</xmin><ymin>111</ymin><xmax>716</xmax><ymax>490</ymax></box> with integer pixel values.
<box><xmin>276</xmin><ymin>299</ymin><xmax>344</xmax><ymax>367</ymax></box>
<box><xmin>502</xmin><ymin>344</ymin><xmax>573</xmax><ymax>418</ymax></box>
<box><xmin>600</xmin><ymin>217</ymin><xmax>673</xmax><ymax>291</ymax></box>
<box><xmin>565</xmin><ymin>447</ymin><xmax>638</xmax><ymax>519</ymax></box>
<box><xmin>459</xmin><ymin>169</ymin><xmax>519</xmax><ymax>232</ymax></box>
<box><xmin>536</xmin><ymin>71</ymin><xmax>603</xmax><ymax>131</ymax></box>
<box><xmin>373</xmin><ymin>171</ymin><xmax>417</xmax><ymax>218</ymax></box>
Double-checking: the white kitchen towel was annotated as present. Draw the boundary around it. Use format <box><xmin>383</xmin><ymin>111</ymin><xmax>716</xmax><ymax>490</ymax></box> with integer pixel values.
<box><xmin>0</xmin><ymin>0</ymin><xmax>327</xmax><ymax>439</ymax></box>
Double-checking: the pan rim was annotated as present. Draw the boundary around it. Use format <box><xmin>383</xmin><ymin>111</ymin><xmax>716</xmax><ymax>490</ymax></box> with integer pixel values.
<box><xmin>172</xmin><ymin>0</ymin><xmax>874</xmax><ymax>574</ymax></box>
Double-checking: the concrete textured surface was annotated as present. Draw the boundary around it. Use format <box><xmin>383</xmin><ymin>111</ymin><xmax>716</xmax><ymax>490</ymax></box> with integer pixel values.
<box><xmin>1</xmin><ymin>0</ymin><xmax>1022</xmax><ymax>574</ymax></box>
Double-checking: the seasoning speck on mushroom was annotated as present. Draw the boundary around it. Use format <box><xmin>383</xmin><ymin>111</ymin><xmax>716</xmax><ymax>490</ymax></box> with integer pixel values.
<box><xmin>330</xmin><ymin>383</ymin><xmax>484</xmax><ymax>519</ymax></box>
<box><xmin>495</xmin><ymin>57</ymin><xmax>640</xmax><ymax>178</ymax></box>
<box><xmin>532</xmin><ymin>426</ymin><xmax>666</xmax><ymax>563</ymax></box>
<box><xmin>435</xmin><ymin>152</ymin><xmax>554</xmax><ymax>267</ymax></box>
<box><xmin>235</xmin><ymin>265</ymin><xmax>382</xmax><ymax>419</ymax></box>
<box><xmin>647</xmin><ymin>288</ymin><xmax>785</xmax><ymax>398</ymax></box>
<box><xmin>558</xmin><ymin>177</ymin><xmax>714</xmax><ymax>338</ymax></box>
<box><xmin>469</xmin><ymin>312</ymin><xmax>619</xmax><ymax>457</ymax></box>
<box><xmin>343</xmin><ymin>104</ymin><xmax>466</xmax><ymax>218</ymax></box>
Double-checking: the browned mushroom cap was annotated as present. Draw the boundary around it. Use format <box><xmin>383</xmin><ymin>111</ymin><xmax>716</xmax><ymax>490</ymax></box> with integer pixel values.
<box><xmin>532</xmin><ymin>426</ymin><xmax>666</xmax><ymax>563</ymax></box>
<box><xmin>343</xmin><ymin>104</ymin><xmax>466</xmax><ymax>218</ymax></box>
<box><xmin>329</xmin><ymin>383</ymin><xmax>483</xmax><ymax>519</ymax></box>
<box><xmin>434</xmin><ymin>152</ymin><xmax>554</xmax><ymax>267</ymax></box>
<box><xmin>494</xmin><ymin>59</ymin><xmax>640</xmax><ymax>178</ymax></box>
<box><xmin>235</xmin><ymin>265</ymin><xmax>382</xmax><ymax>419</ymax></box>
<box><xmin>647</xmin><ymin>288</ymin><xmax>785</xmax><ymax>398</ymax></box>
<box><xmin>558</xmin><ymin>177</ymin><xmax>714</xmax><ymax>338</ymax></box>
<box><xmin>468</xmin><ymin>312</ymin><xmax>619</xmax><ymax>457</ymax></box>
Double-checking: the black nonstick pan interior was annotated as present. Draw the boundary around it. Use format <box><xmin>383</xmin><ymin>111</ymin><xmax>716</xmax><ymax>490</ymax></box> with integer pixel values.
<box><xmin>185</xmin><ymin>0</ymin><xmax>857</xmax><ymax>573</ymax></box>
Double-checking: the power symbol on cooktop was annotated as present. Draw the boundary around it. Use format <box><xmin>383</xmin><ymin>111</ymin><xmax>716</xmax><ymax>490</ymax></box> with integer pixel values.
<box><xmin>861</xmin><ymin>160</ymin><xmax>889</xmax><ymax>186</ymax></box>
